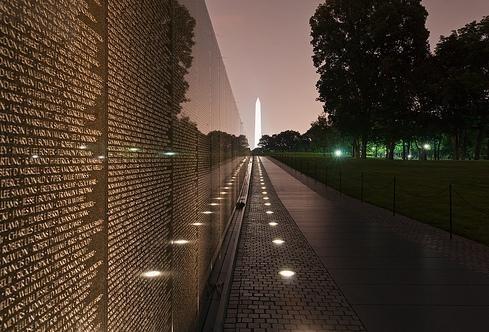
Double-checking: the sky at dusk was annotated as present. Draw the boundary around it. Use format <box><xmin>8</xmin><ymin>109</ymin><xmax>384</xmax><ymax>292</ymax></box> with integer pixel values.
<box><xmin>205</xmin><ymin>0</ymin><xmax>489</xmax><ymax>145</ymax></box>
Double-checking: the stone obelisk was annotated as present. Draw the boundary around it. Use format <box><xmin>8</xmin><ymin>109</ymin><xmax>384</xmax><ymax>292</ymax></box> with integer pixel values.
<box><xmin>254</xmin><ymin>98</ymin><xmax>262</xmax><ymax>149</ymax></box>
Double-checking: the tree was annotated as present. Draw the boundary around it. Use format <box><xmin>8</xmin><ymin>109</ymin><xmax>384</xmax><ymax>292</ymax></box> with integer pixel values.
<box><xmin>310</xmin><ymin>0</ymin><xmax>430</xmax><ymax>159</ymax></box>
<box><xmin>304</xmin><ymin>115</ymin><xmax>350</xmax><ymax>153</ymax></box>
<box><xmin>433</xmin><ymin>16</ymin><xmax>489</xmax><ymax>160</ymax></box>
<box><xmin>258</xmin><ymin>131</ymin><xmax>304</xmax><ymax>152</ymax></box>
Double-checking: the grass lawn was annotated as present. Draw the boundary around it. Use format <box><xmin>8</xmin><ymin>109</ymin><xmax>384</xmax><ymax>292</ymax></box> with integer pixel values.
<box><xmin>270</xmin><ymin>153</ymin><xmax>489</xmax><ymax>246</ymax></box>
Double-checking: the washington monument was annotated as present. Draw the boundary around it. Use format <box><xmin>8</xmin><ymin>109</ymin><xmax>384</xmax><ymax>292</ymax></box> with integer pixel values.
<box><xmin>254</xmin><ymin>98</ymin><xmax>262</xmax><ymax>149</ymax></box>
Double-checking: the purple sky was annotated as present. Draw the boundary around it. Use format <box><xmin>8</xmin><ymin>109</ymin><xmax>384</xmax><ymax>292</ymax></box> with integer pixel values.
<box><xmin>205</xmin><ymin>0</ymin><xmax>489</xmax><ymax>144</ymax></box>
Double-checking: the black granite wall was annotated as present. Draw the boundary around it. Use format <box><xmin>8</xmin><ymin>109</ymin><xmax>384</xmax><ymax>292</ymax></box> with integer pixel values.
<box><xmin>0</xmin><ymin>1</ymin><xmax>247</xmax><ymax>330</ymax></box>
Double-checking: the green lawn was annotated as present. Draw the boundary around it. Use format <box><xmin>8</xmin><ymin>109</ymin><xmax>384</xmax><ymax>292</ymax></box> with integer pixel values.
<box><xmin>270</xmin><ymin>153</ymin><xmax>489</xmax><ymax>246</ymax></box>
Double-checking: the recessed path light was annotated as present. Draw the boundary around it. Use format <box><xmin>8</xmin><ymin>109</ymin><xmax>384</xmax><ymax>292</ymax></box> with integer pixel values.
<box><xmin>141</xmin><ymin>271</ymin><xmax>164</xmax><ymax>278</ymax></box>
<box><xmin>279</xmin><ymin>270</ymin><xmax>295</xmax><ymax>278</ymax></box>
<box><xmin>173</xmin><ymin>240</ymin><xmax>189</xmax><ymax>245</ymax></box>
<box><xmin>266</xmin><ymin>211</ymin><xmax>274</xmax><ymax>214</ymax></box>
<box><xmin>201</xmin><ymin>211</ymin><xmax>213</xmax><ymax>215</ymax></box>
<box><xmin>269</xmin><ymin>222</ymin><xmax>278</xmax><ymax>227</ymax></box>
<box><xmin>265</xmin><ymin>203</ymin><xmax>271</xmax><ymax>206</ymax></box>
<box><xmin>272</xmin><ymin>239</ymin><xmax>285</xmax><ymax>245</ymax></box>
<box><xmin>263</xmin><ymin>197</ymin><xmax>269</xmax><ymax>200</ymax></box>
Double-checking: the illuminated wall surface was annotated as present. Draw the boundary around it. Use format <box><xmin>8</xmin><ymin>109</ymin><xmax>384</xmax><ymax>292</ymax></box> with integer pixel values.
<box><xmin>0</xmin><ymin>0</ymin><xmax>248</xmax><ymax>330</ymax></box>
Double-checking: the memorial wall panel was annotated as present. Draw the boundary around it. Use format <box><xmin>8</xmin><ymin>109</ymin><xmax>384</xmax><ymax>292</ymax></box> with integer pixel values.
<box><xmin>1</xmin><ymin>0</ymin><xmax>247</xmax><ymax>331</ymax></box>
<box><xmin>0</xmin><ymin>0</ymin><xmax>108</xmax><ymax>330</ymax></box>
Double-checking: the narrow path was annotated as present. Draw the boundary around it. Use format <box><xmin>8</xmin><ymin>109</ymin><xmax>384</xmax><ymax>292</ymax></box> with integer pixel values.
<box><xmin>261</xmin><ymin>157</ymin><xmax>489</xmax><ymax>332</ymax></box>
<box><xmin>224</xmin><ymin>157</ymin><xmax>365</xmax><ymax>331</ymax></box>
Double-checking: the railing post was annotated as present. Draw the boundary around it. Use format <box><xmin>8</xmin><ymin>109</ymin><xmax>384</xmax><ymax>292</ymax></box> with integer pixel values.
<box><xmin>393</xmin><ymin>176</ymin><xmax>397</xmax><ymax>216</ymax></box>
<box><xmin>339</xmin><ymin>170</ymin><xmax>342</xmax><ymax>197</ymax></box>
<box><xmin>449</xmin><ymin>184</ymin><xmax>453</xmax><ymax>239</ymax></box>
<box><xmin>325</xmin><ymin>167</ymin><xmax>328</xmax><ymax>187</ymax></box>
<box><xmin>361</xmin><ymin>172</ymin><xmax>364</xmax><ymax>203</ymax></box>
<box><xmin>315</xmin><ymin>160</ymin><xmax>319</xmax><ymax>181</ymax></box>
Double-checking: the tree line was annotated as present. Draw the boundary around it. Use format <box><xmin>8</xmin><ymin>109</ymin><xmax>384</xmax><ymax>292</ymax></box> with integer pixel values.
<box><xmin>260</xmin><ymin>0</ymin><xmax>488</xmax><ymax>160</ymax></box>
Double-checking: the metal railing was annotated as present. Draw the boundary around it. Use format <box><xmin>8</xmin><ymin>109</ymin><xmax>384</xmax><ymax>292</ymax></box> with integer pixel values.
<box><xmin>272</xmin><ymin>154</ymin><xmax>489</xmax><ymax>245</ymax></box>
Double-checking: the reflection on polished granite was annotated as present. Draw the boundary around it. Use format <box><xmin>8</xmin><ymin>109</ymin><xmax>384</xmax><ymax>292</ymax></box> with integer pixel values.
<box><xmin>0</xmin><ymin>0</ymin><xmax>247</xmax><ymax>330</ymax></box>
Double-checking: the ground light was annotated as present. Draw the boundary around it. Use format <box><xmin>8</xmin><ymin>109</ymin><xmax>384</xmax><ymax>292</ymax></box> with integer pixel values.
<box><xmin>201</xmin><ymin>211</ymin><xmax>213</xmax><ymax>215</ymax></box>
<box><xmin>172</xmin><ymin>240</ymin><xmax>189</xmax><ymax>245</ymax></box>
<box><xmin>265</xmin><ymin>203</ymin><xmax>271</xmax><ymax>206</ymax></box>
<box><xmin>266</xmin><ymin>211</ymin><xmax>274</xmax><ymax>214</ymax></box>
<box><xmin>272</xmin><ymin>239</ymin><xmax>285</xmax><ymax>245</ymax></box>
<box><xmin>269</xmin><ymin>222</ymin><xmax>278</xmax><ymax>227</ymax></box>
<box><xmin>141</xmin><ymin>271</ymin><xmax>164</xmax><ymax>278</ymax></box>
<box><xmin>279</xmin><ymin>270</ymin><xmax>295</xmax><ymax>278</ymax></box>
<box><xmin>334</xmin><ymin>149</ymin><xmax>343</xmax><ymax>157</ymax></box>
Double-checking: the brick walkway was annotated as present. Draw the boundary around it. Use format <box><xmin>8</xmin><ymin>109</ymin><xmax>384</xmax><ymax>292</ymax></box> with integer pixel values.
<box><xmin>224</xmin><ymin>158</ymin><xmax>365</xmax><ymax>331</ymax></box>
